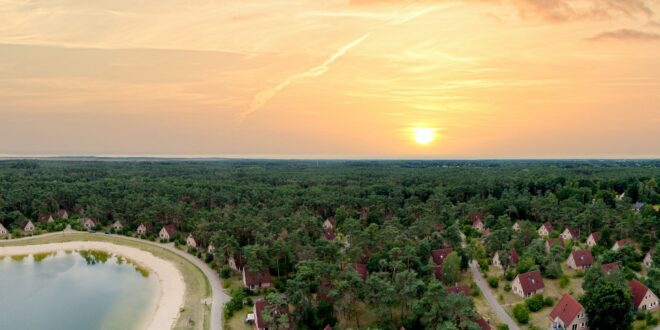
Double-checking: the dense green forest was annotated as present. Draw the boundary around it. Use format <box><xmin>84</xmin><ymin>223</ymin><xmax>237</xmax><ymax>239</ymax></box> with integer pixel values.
<box><xmin>1</xmin><ymin>159</ymin><xmax>659</xmax><ymax>329</ymax></box>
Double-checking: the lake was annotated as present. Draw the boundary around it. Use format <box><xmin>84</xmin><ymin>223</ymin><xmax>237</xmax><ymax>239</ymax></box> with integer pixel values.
<box><xmin>0</xmin><ymin>250</ymin><xmax>159</xmax><ymax>330</ymax></box>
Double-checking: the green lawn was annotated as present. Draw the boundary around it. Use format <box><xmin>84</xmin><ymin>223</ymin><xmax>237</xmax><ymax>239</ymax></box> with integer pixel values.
<box><xmin>226</xmin><ymin>306</ymin><xmax>253</xmax><ymax>330</ymax></box>
<box><xmin>0</xmin><ymin>233</ymin><xmax>212</xmax><ymax>330</ymax></box>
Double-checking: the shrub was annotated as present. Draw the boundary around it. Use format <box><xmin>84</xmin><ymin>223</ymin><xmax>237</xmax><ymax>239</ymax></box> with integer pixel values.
<box><xmin>504</xmin><ymin>270</ymin><xmax>516</xmax><ymax>281</ymax></box>
<box><xmin>629</xmin><ymin>262</ymin><xmax>642</xmax><ymax>272</ymax></box>
<box><xmin>574</xmin><ymin>270</ymin><xmax>585</xmax><ymax>278</ymax></box>
<box><xmin>647</xmin><ymin>312</ymin><xmax>658</xmax><ymax>326</ymax></box>
<box><xmin>220</xmin><ymin>265</ymin><xmax>232</xmax><ymax>279</ymax></box>
<box><xmin>543</xmin><ymin>296</ymin><xmax>554</xmax><ymax>307</ymax></box>
<box><xmin>637</xmin><ymin>311</ymin><xmax>647</xmax><ymax>320</ymax></box>
<box><xmin>479</xmin><ymin>259</ymin><xmax>490</xmax><ymax>272</ymax></box>
<box><xmin>504</xmin><ymin>283</ymin><xmax>511</xmax><ymax>292</ymax></box>
<box><xmin>525</xmin><ymin>294</ymin><xmax>544</xmax><ymax>312</ymax></box>
<box><xmin>498</xmin><ymin>325</ymin><xmax>509</xmax><ymax>330</ymax></box>
<box><xmin>469</xmin><ymin>281</ymin><xmax>481</xmax><ymax>297</ymax></box>
<box><xmin>487</xmin><ymin>276</ymin><xmax>499</xmax><ymax>288</ymax></box>
<box><xmin>513</xmin><ymin>304</ymin><xmax>530</xmax><ymax>324</ymax></box>
<box><xmin>559</xmin><ymin>275</ymin><xmax>570</xmax><ymax>288</ymax></box>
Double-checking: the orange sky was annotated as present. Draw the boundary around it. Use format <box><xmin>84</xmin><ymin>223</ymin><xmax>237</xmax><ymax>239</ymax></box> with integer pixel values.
<box><xmin>0</xmin><ymin>0</ymin><xmax>659</xmax><ymax>158</ymax></box>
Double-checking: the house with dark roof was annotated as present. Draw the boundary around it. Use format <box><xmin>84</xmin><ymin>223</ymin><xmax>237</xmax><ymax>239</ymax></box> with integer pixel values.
<box><xmin>39</xmin><ymin>215</ymin><xmax>55</xmax><ymax>223</ymax></box>
<box><xmin>56</xmin><ymin>209</ymin><xmax>69</xmax><ymax>219</ymax></box>
<box><xmin>629</xmin><ymin>279</ymin><xmax>659</xmax><ymax>312</ymax></box>
<box><xmin>472</xmin><ymin>218</ymin><xmax>484</xmax><ymax>231</ymax></box>
<box><xmin>23</xmin><ymin>220</ymin><xmax>35</xmax><ymax>233</ymax></box>
<box><xmin>549</xmin><ymin>294</ymin><xmax>589</xmax><ymax>330</ymax></box>
<box><xmin>492</xmin><ymin>249</ymin><xmax>519</xmax><ymax>270</ymax></box>
<box><xmin>253</xmin><ymin>300</ymin><xmax>293</xmax><ymax>330</ymax></box>
<box><xmin>323</xmin><ymin>216</ymin><xmax>336</xmax><ymax>230</ymax></box>
<box><xmin>632</xmin><ymin>202</ymin><xmax>645</xmax><ymax>212</ymax></box>
<box><xmin>561</xmin><ymin>227</ymin><xmax>579</xmax><ymax>241</ymax></box>
<box><xmin>601</xmin><ymin>262</ymin><xmax>620</xmax><ymax>274</ymax></box>
<box><xmin>82</xmin><ymin>218</ymin><xmax>96</xmax><ymax>230</ymax></box>
<box><xmin>612</xmin><ymin>238</ymin><xmax>634</xmax><ymax>251</ymax></box>
<box><xmin>512</xmin><ymin>270</ymin><xmax>544</xmax><ymax>298</ymax></box>
<box><xmin>242</xmin><ymin>268</ymin><xmax>272</xmax><ymax>291</ymax></box>
<box><xmin>159</xmin><ymin>224</ymin><xmax>176</xmax><ymax>241</ymax></box>
<box><xmin>475</xmin><ymin>318</ymin><xmax>491</xmax><ymax>330</ymax></box>
<box><xmin>431</xmin><ymin>248</ymin><xmax>453</xmax><ymax>266</ymax></box>
<box><xmin>447</xmin><ymin>284</ymin><xmax>470</xmax><ymax>296</ymax></box>
<box><xmin>352</xmin><ymin>263</ymin><xmax>368</xmax><ymax>281</ymax></box>
<box><xmin>322</xmin><ymin>229</ymin><xmax>336</xmax><ymax>241</ymax></box>
<box><xmin>0</xmin><ymin>223</ymin><xmax>8</xmax><ymax>236</ymax></box>
<box><xmin>112</xmin><ymin>220</ymin><xmax>124</xmax><ymax>231</ymax></box>
<box><xmin>538</xmin><ymin>222</ymin><xmax>553</xmax><ymax>237</ymax></box>
<box><xmin>545</xmin><ymin>237</ymin><xmax>565</xmax><ymax>254</ymax></box>
<box><xmin>567</xmin><ymin>250</ymin><xmax>593</xmax><ymax>270</ymax></box>
<box><xmin>586</xmin><ymin>232</ymin><xmax>600</xmax><ymax>248</ymax></box>
<box><xmin>644</xmin><ymin>250</ymin><xmax>654</xmax><ymax>268</ymax></box>
<box><xmin>186</xmin><ymin>234</ymin><xmax>197</xmax><ymax>248</ymax></box>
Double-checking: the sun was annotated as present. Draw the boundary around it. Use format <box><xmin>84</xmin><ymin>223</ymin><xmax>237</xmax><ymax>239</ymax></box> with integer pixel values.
<box><xmin>414</xmin><ymin>127</ymin><xmax>435</xmax><ymax>145</ymax></box>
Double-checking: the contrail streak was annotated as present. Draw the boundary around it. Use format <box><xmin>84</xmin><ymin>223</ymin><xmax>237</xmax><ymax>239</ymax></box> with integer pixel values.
<box><xmin>241</xmin><ymin>33</ymin><xmax>370</xmax><ymax>119</ymax></box>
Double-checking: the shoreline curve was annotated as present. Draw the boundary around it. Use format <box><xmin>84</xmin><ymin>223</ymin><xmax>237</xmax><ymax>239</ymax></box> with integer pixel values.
<box><xmin>0</xmin><ymin>241</ymin><xmax>186</xmax><ymax>330</ymax></box>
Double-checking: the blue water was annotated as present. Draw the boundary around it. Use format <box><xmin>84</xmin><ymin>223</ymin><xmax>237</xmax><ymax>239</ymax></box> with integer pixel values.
<box><xmin>0</xmin><ymin>251</ymin><xmax>158</xmax><ymax>330</ymax></box>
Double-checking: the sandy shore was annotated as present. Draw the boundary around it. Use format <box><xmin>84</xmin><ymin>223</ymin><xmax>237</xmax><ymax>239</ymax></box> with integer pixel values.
<box><xmin>0</xmin><ymin>241</ymin><xmax>185</xmax><ymax>330</ymax></box>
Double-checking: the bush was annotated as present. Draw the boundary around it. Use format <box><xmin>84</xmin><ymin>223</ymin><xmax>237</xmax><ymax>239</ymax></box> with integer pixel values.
<box><xmin>504</xmin><ymin>270</ymin><xmax>516</xmax><ymax>281</ymax></box>
<box><xmin>637</xmin><ymin>311</ymin><xmax>647</xmax><ymax>321</ymax></box>
<box><xmin>498</xmin><ymin>325</ymin><xmax>509</xmax><ymax>330</ymax></box>
<box><xmin>513</xmin><ymin>304</ymin><xmax>530</xmax><ymax>324</ymax></box>
<box><xmin>629</xmin><ymin>262</ymin><xmax>642</xmax><ymax>272</ymax></box>
<box><xmin>504</xmin><ymin>283</ymin><xmax>511</xmax><ymax>292</ymax></box>
<box><xmin>525</xmin><ymin>294</ymin><xmax>544</xmax><ymax>312</ymax></box>
<box><xmin>543</xmin><ymin>296</ymin><xmax>554</xmax><ymax>307</ymax></box>
<box><xmin>559</xmin><ymin>275</ymin><xmax>570</xmax><ymax>288</ymax></box>
<box><xmin>574</xmin><ymin>270</ymin><xmax>585</xmax><ymax>278</ymax></box>
<box><xmin>220</xmin><ymin>265</ymin><xmax>232</xmax><ymax>279</ymax></box>
<box><xmin>469</xmin><ymin>281</ymin><xmax>480</xmax><ymax>297</ymax></box>
<box><xmin>487</xmin><ymin>276</ymin><xmax>499</xmax><ymax>288</ymax></box>
<box><xmin>479</xmin><ymin>259</ymin><xmax>490</xmax><ymax>272</ymax></box>
<box><xmin>647</xmin><ymin>312</ymin><xmax>658</xmax><ymax>326</ymax></box>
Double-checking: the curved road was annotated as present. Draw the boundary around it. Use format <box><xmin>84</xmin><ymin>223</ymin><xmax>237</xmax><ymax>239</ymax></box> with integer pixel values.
<box><xmin>470</xmin><ymin>260</ymin><xmax>520</xmax><ymax>330</ymax></box>
<box><xmin>3</xmin><ymin>231</ymin><xmax>229</xmax><ymax>330</ymax></box>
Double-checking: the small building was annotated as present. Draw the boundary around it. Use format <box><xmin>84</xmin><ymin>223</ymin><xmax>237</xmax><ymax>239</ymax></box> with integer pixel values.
<box><xmin>475</xmin><ymin>318</ymin><xmax>491</xmax><ymax>330</ymax></box>
<box><xmin>228</xmin><ymin>254</ymin><xmax>246</xmax><ymax>272</ymax></box>
<box><xmin>186</xmin><ymin>234</ymin><xmax>197</xmax><ymax>248</ymax></box>
<box><xmin>112</xmin><ymin>220</ymin><xmax>124</xmax><ymax>231</ymax></box>
<box><xmin>39</xmin><ymin>215</ymin><xmax>55</xmax><ymax>223</ymax></box>
<box><xmin>159</xmin><ymin>224</ymin><xmax>176</xmax><ymax>241</ymax></box>
<box><xmin>512</xmin><ymin>221</ymin><xmax>520</xmax><ymax>231</ymax></box>
<box><xmin>322</xmin><ymin>229</ymin><xmax>336</xmax><ymax>241</ymax></box>
<box><xmin>207</xmin><ymin>244</ymin><xmax>215</xmax><ymax>254</ymax></box>
<box><xmin>643</xmin><ymin>250</ymin><xmax>653</xmax><ymax>268</ymax></box>
<box><xmin>23</xmin><ymin>220</ymin><xmax>35</xmax><ymax>233</ymax></box>
<box><xmin>472</xmin><ymin>218</ymin><xmax>484</xmax><ymax>231</ymax></box>
<box><xmin>0</xmin><ymin>223</ymin><xmax>8</xmax><ymax>236</ymax></box>
<box><xmin>82</xmin><ymin>218</ymin><xmax>96</xmax><ymax>230</ymax></box>
<box><xmin>602</xmin><ymin>262</ymin><xmax>620</xmax><ymax>274</ymax></box>
<box><xmin>431</xmin><ymin>248</ymin><xmax>453</xmax><ymax>266</ymax></box>
<box><xmin>253</xmin><ymin>300</ymin><xmax>292</xmax><ymax>330</ymax></box>
<box><xmin>56</xmin><ymin>209</ymin><xmax>69</xmax><ymax>219</ymax></box>
<box><xmin>611</xmin><ymin>238</ymin><xmax>634</xmax><ymax>251</ymax></box>
<box><xmin>352</xmin><ymin>263</ymin><xmax>368</xmax><ymax>281</ymax></box>
<box><xmin>323</xmin><ymin>216</ymin><xmax>336</xmax><ymax>230</ymax></box>
<box><xmin>136</xmin><ymin>223</ymin><xmax>149</xmax><ymax>235</ymax></box>
<box><xmin>561</xmin><ymin>227</ymin><xmax>579</xmax><ymax>241</ymax></box>
<box><xmin>586</xmin><ymin>232</ymin><xmax>600</xmax><ymax>248</ymax></box>
<box><xmin>630</xmin><ymin>279</ymin><xmax>659</xmax><ymax>312</ymax></box>
<box><xmin>492</xmin><ymin>248</ymin><xmax>520</xmax><ymax>270</ymax></box>
<box><xmin>549</xmin><ymin>294</ymin><xmax>589</xmax><ymax>330</ymax></box>
<box><xmin>632</xmin><ymin>202</ymin><xmax>645</xmax><ymax>212</ymax></box>
<box><xmin>545</xmin><ymin>237</ymin><xmax>565</xmax><ymax>254</ymax></box>
<box><xmin>242</xmin><ymin>268</ymin><xmax>272</xmax><ymax>291</ymax></box>
<box><xmin>567</xmin><ymin>250</ymin><xmax>594</xmax><ymax>270</ymax></box>
<box><xmin>447</xmin><ymin>284</ymin><xmax>470</xmax><ymax>296</ymax></box>
<box><xmin>512</xmin><ymin>270</ymin><xmax>544</xmax><ymax>298</ymax></box>
<box><xmin>538</xmin><ymin>222</ymin><xmax>553</xmax><ymax>237</ymax></box>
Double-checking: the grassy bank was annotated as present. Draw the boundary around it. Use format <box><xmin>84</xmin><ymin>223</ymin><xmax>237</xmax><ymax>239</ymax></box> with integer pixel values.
<box><xmin>0</xmin><ymin>233</ymin><xmax>211</xmax><ymax>330</ymax></box>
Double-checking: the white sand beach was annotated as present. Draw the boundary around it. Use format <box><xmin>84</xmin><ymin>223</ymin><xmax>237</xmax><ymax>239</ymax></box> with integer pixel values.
<box><xmin>0</xmin><ymin>241</ymin><xmax>185</xmax><ymax>330</ymax></box>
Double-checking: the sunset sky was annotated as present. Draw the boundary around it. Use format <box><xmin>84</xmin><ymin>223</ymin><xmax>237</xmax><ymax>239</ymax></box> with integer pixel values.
<box><xmin>1</xmin><ymin>0</ymin><xmax>659</xmax><ymax>158</ymax></box>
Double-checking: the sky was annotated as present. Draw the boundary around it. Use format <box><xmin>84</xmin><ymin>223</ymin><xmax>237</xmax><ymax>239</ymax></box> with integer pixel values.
<box><xmin>0</xmin><ymin>0</ymin><xmax>659</xmax><ymax>159</ymax></box>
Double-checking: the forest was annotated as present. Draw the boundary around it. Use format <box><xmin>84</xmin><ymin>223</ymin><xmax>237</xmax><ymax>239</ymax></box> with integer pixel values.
<box><xmin>0</xmin><ymin>159</ymin><xmax>659</xmax><ymax>330</ymax></box>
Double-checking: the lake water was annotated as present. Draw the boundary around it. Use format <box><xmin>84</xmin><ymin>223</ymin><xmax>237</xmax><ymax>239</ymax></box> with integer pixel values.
<box><xmin>0</xmin><ymin>251</ymin><xmax>159</xmax><ymax>330</ymax></box>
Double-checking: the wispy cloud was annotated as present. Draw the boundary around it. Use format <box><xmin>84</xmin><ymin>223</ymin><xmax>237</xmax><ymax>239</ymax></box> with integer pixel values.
<box><xmin>589</xmin><ymin>28</ymin><xmax>660</xmax><ymax>41</ymax></box>
<box><xmin>241</xmin><ymin>33</ymin><xmax>371</xmax><ymax>119</ymax></box>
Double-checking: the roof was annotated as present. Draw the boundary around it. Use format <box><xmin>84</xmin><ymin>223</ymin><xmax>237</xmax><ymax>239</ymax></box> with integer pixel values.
<box><xmin>447</xmin><ymin>284</ymin><xmax>470</xmax><ymax>296</ymax></box>
<box><xmin>0</xmin><ymin>223</ymin><xmax>7</xmax><ymax>231</ymax></box>
<box><xmin>630</xmin><ymin>279</ymin><xmax>651</xmax><ymax>309</ymax></box>
<box><xmin>434</xmin><ymin>265</ymin><xmax>443</xmax><ymax>280</ymax></box>
<box><xmin>547</xmin><ymin>237</ymin><xmax>565</xmax><ymax>248</ymax></box>
<box><xmin>589</xmin><ymin>232</ymin><xmax>601</xmax><ymax>242</ymax></box>
<box><xmin>602</xmin><ymin>262</ymin><xmax>620</xmax><ymax>273</ymax></box>
<box><xmin>56</xmin><ymin>209</ymin><xmax>68</xmax><ymax>217</ymax></box>
<box><xmin>549</xmin><ymin>294</ymin><xmax>584</xmax><ymax>326</ymax></box>
<box><xmin>254</xmin><ymin>300</ymin><xmax>290</xmax><ymax>329</ymax></box>
<box><xmin>475</xmin><ymin>318</ymin><xmax>491</xmax><ymax>330</ymax></box>
<box><xmin>113</xmin><ymin>220</ymin><xmax>123</xmax><ymax>226</ymax></box>
<box><xmin>323</xmin><ymin>325</ymin><xmax>332</xmax><ymax>330</ymax></box>
<box><xmin>541</xmin><ymin>222</ymin><xmax>553</xmax><ymax>232</ymax></box>
<box><xmin>352</xmin><ymin>263</ymin><xmax>368</xmax><ymax>281</ymax></box>
<box><xmin>468</xmin><ymin>212</ymin><xmax>485</xmax><ymax>222</ymax></box>
<box><xmin>516</xmin><ymin>270</ymin><xmax>545</xmax><ymax>294</ymax></box>
<box><xmin>244</xmin><ymin>268</ymin><xmax>272</xmax><ymax>286</ymax></box>
<box><xmin>571</xmin><ymin>250</ymin><xmax>594</xmax><ymax>267</ymax></box>
<box><xmin>38</xmin><ymin>215</ymin><xmax>52</xmax><ymax>222</ymax></box>
<box><xmin>432</xmin><ymin>248</ymin><xmax>453</xmax><ymax>265</ymax></box>
<box><xmin>324</xmin><ymin>216</ymin><xmax>336</xmax><ymax>226</ymax></box>
<box><xmin>510</xmin><ymin>248</ymin><xmax>520</xmax><ymax>264</ymax></box>
<box><xmin>615</xmin><ymin>238</ymin><xmax>634</xmax><ymax>247</ymax></box>
<box><xmin>83</xmin><ymin>218</ymin><xmax>95</xmax><ymax>225</ymax></box>
<box><xmin>162</xmin><ymin>224</ymin><xmax>176</xmax><ymax>236</ymax></box>
<box><xmin>564</xmin><ymin>227</ymin><xmax>579</xmax><ymax>238</ymax></box>
<box><xmin>632</xmin><ymin>202</ymin><xmax>645</xmax><ymax>210</ymax></box>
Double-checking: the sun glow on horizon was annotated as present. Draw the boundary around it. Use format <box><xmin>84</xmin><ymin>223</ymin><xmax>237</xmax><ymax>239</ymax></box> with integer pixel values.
<box><xmin>414</xmin><ymin>127</ymin><xmax>435</xmax><ymax>145</ymax></box>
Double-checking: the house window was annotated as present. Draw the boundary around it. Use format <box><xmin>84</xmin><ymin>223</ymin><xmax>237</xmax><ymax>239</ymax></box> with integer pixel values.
<box><xmin>572</xmin><ymin>324</ymin><xmax>577</xmax><ymax>330</ymax></box>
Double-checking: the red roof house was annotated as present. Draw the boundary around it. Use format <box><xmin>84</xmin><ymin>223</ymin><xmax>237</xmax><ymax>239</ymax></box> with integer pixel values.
<box><xmin>561</xmin><ymin>227</ymin><xmax>580</xmax><ymax>241</ymax></box>
<box><xmin>447</xmin><ymin>284</ymin><xmax>470</xmax><ymax>296</ymax></box>
<box><xmin>512</xmin><ymin>270</ymin><xmax>545</xmax><ymax>298</ymax></box>
<box><xmin>538</xmin><ymin>222</ymin><xmax>553</xmax><ymax>237</ymax></box>
<box><xmin>549</xmin><ymin>294</ymin><xmax>588</xmax><ymax>330</ymax></box>
<box><xmin>352</xmin><ymin>263</ymin><xmax>368</xmax><ymax>281</ymax></box>
<box><xmin>159</xmin><ymin>224</ymin><xmax>176</xmax><ymax>240</ymax></box>
<box><xmin>475</xmin><ymin>318</ymin><xmax>491</xmax><ymax>330</ymax></box>
<box><xmin>602</xmin><ymin>261</ymin><xmax>620</xmax><ymax>274</ymax></box>
<box><xmin>431</xmin><ymin>248</ymin><xmax>453</xmax><ymax>266</ymax></box>
<box><xmin>567</xmin><ymin>250</ymin><xmax>594</xmax><ymax>270</ymax></box>
<box><xmin>253</xmin><ymin>300</ymin><xmax>293</xmax><ymax>330</ymax></box>
<box><xmin>586</xmin><ymin>232</ymin><xmax>601</xmax><ymax>247</ymax></box>
<box><xmin>612</xmin><ymin>238</ymin><xmax>634</xmax><ymax>251</ymax></box>
<box><xmin>630</xmin><ymin>279</ymin><xmax>660</xmax><ymax>312</ymax></box>
<box><xmin>243</xmin><ymin>268</ymin><xmax>272</xmax><ymax>291</ymax></box>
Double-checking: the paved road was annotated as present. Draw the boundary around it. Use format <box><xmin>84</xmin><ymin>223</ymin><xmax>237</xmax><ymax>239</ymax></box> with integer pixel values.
<box><xmin>469</xmin><ymin>260</ymin><xmax>520</xmax><ymax>330</ymax></box>
<box><xmin>3</xmin><ymin>231</ymin><xmax>229</xmax><ymax>330</ymax></box>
